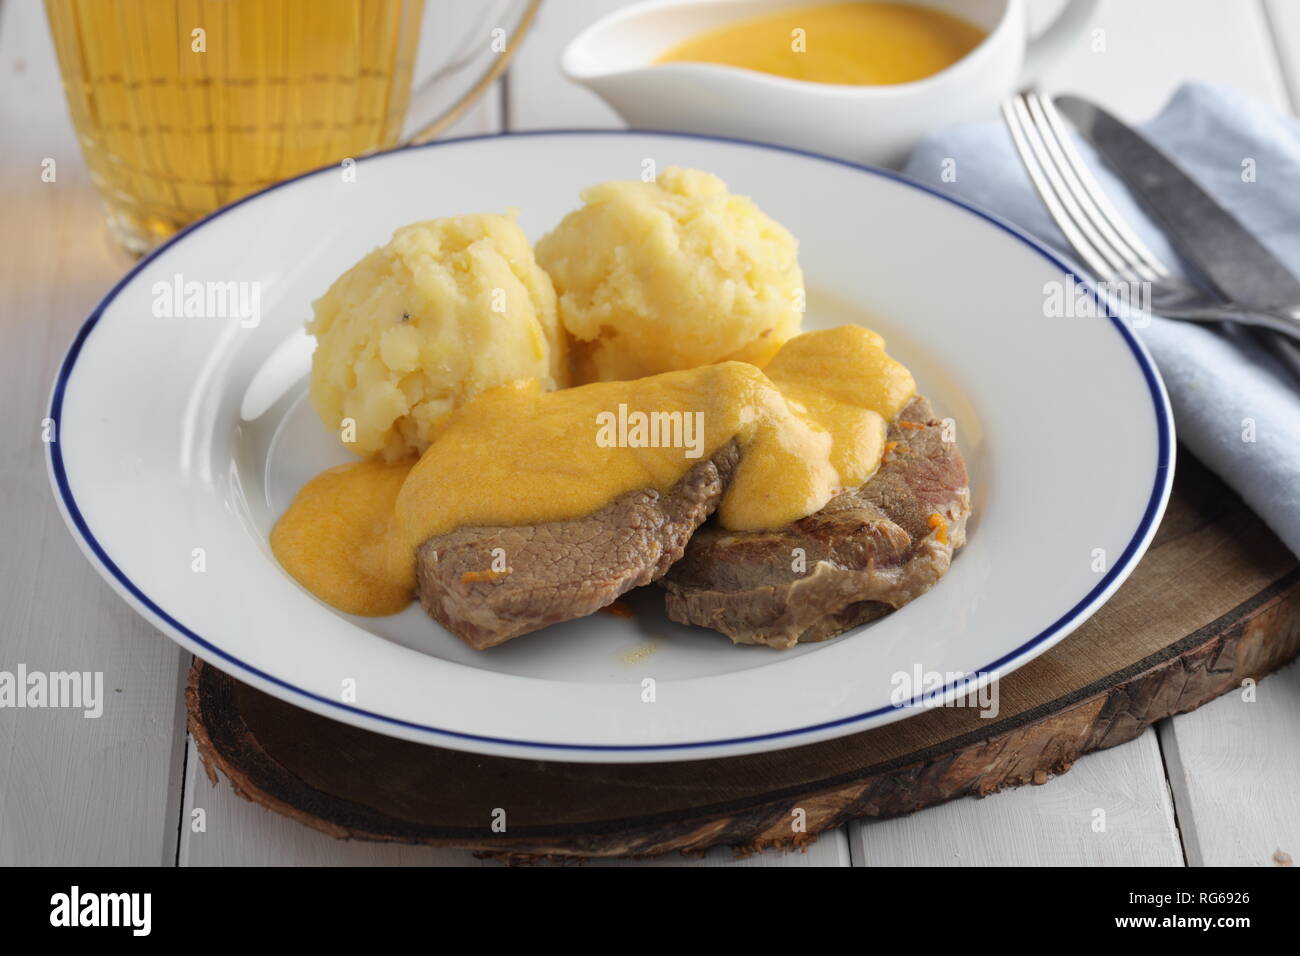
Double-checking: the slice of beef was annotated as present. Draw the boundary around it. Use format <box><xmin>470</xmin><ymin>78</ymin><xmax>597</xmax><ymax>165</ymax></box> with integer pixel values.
<box><xmin>415</xmin><ymin>441</ymin><xmax>740</xmax><ymax>650</ymax></box>
<box><xmin>661</xmin><ymin>396</ymin><xmax>970</xmax><ymax>649</ymax></box>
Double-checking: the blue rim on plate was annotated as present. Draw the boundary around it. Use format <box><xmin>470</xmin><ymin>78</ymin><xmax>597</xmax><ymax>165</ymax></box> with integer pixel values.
<box><xmin>46</xmin><ymin>129</ymin><xmax>1174</xmax><ymax>754</ymax></box>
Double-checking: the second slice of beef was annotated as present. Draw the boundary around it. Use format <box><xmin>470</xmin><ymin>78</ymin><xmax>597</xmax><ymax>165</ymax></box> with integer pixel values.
<box><xmin>660</xmin><ymin>396</ymin><xmax>970</xmax><ymax>649</ymax></box>
<box><xmin>415</xmin><ymin>441</ymin><xmax>740</xmax><ymax>650</ymax></box>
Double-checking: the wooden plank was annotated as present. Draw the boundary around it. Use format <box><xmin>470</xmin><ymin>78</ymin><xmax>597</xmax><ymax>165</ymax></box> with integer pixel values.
<box><xmin>1262</xmin><ymin>0</ymin><xmax>1300</xmax><ymax>111</ymax></box>
<box><xmin>0</xmin><ymin>0</ymin><xmax>188</xmax><ymax>866</ymax></box>
<box><xmin>849</xmin><ymin>729</ymin><xmax>1184</xmax><ymax>866</ymax></box>
<box><xmin>1221</xmin><ymin>4</ymin><xmax>1300</xmax><ymax>878</ymax></box>
<box><xmin>506</xmin><ymin>0</ymin><xmax>629</xmax><ymax>129</ymax></box>
<box><xmin>1035</xmin><ymin>0</ymin><xmax>1299</xmax><ymax>873</ymax></box>
<box><xmin>1158</xmin><ymin>662</ymin><xmax>1300</xmax><ymax>867</ymax></box>
<box><xmin>1036</xmin><ymin>0</ymin><xmax>1290</xmax><ymax>118</ymax></box>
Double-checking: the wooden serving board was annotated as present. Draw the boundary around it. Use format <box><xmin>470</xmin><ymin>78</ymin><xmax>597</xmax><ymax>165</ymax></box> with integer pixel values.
<box><xmin>187</xmin><ymin>451</ymin><xmax>1300</xmax><ymax>860</ymax></box>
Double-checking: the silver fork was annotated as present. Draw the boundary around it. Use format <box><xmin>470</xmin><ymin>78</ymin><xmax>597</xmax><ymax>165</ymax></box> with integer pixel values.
<box><xmin>1002</xmin><ymin>90</ymin><xmax>1300</xmax><ymax>356</ymax></box>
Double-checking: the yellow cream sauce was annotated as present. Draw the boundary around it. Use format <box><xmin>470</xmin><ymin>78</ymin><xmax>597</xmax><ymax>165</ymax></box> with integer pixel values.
<box><xmin>656</xmin><ymin>2</ymin><xmax>985</xmax><ymax>86</ymax></box>
<box><xmin>271</xmin><ymin>326</ymin><xmax>915</xmax><ymax>617</ymax></box>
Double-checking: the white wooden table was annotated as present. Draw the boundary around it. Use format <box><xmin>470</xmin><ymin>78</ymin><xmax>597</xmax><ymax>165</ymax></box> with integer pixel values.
<box><xmin>3</xmin><ymin>0</ymin><xmax>1297</xmax><ymax>867</ymax></box>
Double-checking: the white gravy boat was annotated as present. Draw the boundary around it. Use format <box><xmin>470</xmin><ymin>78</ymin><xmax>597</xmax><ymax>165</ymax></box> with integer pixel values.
<box><xmin>562</xmin><ymin>0</ymin><xmax>1098</xmax><ymax>167</ymax></box>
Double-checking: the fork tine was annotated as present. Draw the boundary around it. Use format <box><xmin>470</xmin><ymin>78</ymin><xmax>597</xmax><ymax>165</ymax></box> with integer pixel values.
<box><xmin>1001</xmin><ymin>94</ymin><xmax>1120</xmax><ymax>284</ymax></box>
<box><xmin>1027</xmin><ymin>93</ymin><xmax>1170</xmax><ymax>282</ymax></box>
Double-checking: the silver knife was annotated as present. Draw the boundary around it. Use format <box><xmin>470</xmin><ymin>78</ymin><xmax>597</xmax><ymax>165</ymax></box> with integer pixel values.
<box><xmin>1054</xmin><ymin>94</ymin><xmax>1300</xmax><ymax>313</ymax></box>
<box><xmin>1055</xmin><ymin>94</ymin><xmax>1300</xmax><ymax>380</ymax></box>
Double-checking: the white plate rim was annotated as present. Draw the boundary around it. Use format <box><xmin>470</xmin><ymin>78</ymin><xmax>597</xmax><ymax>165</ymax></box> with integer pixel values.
<box><xmin>46</xmin><ymin>129</ymin><xmax>1175</xmax><ymax>758</ymax></box>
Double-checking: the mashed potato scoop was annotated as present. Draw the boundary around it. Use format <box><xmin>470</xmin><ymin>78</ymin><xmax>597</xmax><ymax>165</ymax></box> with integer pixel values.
<box><xmin>537</xmin><ymin>167</ymin><xmax>804</xmax><ymax>383</ymax></box>
<box><xmin>308</xmin><ymin>212</ymin><xmax>566</xmax><ymax>461</ymax></box>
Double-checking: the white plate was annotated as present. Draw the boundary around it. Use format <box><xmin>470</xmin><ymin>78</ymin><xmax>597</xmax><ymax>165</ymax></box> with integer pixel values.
<box><xmin>48</xmin><ymin>131</ymin><xmax>1173</xmax><ymax>763</ymax></box>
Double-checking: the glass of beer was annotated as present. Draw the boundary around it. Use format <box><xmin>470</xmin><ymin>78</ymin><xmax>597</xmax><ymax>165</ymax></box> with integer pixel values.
<box><xmin>45</xmin><ymin>0</ymin><xmax>539</xmax><ymax>254</ymax></box>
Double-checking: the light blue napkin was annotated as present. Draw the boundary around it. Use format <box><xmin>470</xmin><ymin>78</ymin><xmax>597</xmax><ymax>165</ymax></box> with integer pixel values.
<box><xmin>904</xmin><ymin>82</ymin><xmax>1300</xmax><ymax>559</ymax></box>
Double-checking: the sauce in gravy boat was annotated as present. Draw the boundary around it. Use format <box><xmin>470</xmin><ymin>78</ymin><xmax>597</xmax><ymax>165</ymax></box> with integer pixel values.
<box><xmin>562</xmin><ymin>0</ymin><xmax>1097</xmax><ymax>167</ymax></box>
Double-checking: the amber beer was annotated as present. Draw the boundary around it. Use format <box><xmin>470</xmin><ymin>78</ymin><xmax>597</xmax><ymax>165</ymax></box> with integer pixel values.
<box><xmin>46</xmin><ymin>0</ymin><xmax>425</xmax><ymax>252</ymax></box>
